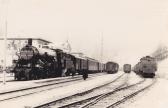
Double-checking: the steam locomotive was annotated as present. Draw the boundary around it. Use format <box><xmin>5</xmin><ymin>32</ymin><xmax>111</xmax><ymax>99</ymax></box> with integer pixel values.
<box><xmin>12</xmin><ymin>39</ymin><xmax>105</xmax><ymax>80</ymax></box>
<box><xmin>133</xmin><ymin>56</ymin><xmax>157</xmax><ymax>78</ymax></box>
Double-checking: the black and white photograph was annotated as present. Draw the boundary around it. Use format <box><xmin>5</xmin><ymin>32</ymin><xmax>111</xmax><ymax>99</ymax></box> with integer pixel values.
<box><xmin>0</xmin><ymin>0</ymin><xmax>168</xmax><ymax>108</ymax></box>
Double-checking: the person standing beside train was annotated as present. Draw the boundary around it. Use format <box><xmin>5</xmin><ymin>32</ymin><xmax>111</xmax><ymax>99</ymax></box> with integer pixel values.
<box><xmin>82</xmin><ymin>71</ymin><xmax>88</xmax><ymax>80</ymax></box>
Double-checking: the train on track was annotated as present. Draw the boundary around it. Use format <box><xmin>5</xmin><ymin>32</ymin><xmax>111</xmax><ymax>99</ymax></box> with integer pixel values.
<box><xmin>12</xmin><ymin>39</ymin><xmax>106</xmax><ymax>80</ymax></box>
<box><xmin>133</xmin><ymin>56</ymin><xmax>157</xmax><ymax>78</ymax></box>
<box><xmin>123</xmin><ymin>64</ymin><xmax>131</xmax><ymax>73</ymax></box>
<box><xmin>106</xmin><ymin>62</ymin><xmax>119</xmax><ymax>74</ymax></box>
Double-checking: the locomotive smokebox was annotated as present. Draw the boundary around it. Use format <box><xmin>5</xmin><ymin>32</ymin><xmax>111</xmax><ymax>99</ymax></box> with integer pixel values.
<box><xmin>28</xmin><ymin>38</ymin><xmax>32</xmax><ymax>46</ymax></box>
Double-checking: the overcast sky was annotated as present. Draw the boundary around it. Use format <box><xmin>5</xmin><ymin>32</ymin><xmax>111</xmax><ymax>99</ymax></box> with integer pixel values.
<box><xmin>0</xmin><ymin>0</ymin><xmax>168</xmax><ymax>65</ymax></box>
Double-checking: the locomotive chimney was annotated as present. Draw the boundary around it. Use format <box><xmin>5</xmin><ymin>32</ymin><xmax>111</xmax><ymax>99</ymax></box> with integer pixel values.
<box><xmin>28</xmin><ymin>38</ymin><xmax>32</xmax><ymax>46</ymax></box>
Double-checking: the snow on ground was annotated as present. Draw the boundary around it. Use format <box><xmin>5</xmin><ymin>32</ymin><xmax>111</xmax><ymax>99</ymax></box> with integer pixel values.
<box><xmin>0</xmin><ymin>72</ymin><xmax>123</xmax><ymax>108</ymax></box>
<box><xmin>127</xmin><ymin>72</ymin><xmax>143</xmax><ymax>85</ymax></box>
<box><xmin>126</xmin><ymin>78</ymin><xmax>168</xmax><ymax>108</ymax></box>
<box><xmin>0</xmin><ymin>80</ymin><xmax>37</xmax><ymax>93</ymax></box>
<box><xmin>125</xmin><ymin>59</ymin><xmax>168</xmax><ymax>108</ymax></box>
<box><xmin>0</xmin><ymin>73</ymin><xmax>104</xmax><ymax>93</ymax></box>
<box><xmin>156</xmin><ymin>59</ymin><xmax>168</xmax><ymax>79</ymax></box>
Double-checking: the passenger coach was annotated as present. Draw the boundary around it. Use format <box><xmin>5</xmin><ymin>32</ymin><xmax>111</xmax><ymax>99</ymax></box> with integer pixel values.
<box><xmin>106</xmin><ymin>62</ymin><xmax>119</xmax><ymax>74</ymax></box>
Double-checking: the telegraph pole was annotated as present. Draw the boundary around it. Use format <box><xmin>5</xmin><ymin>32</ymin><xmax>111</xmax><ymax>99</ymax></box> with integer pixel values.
<box><xmin>3</xmin><ymin>20</ymin><xmax>7</xmax><ymax>85</ymax></box>
<box><xmin>3</xmin><ymin>0</ymin><xmax>9</xmax><ymax>85</ymax></box>
<box><xmin>100</xmin><ymin>32</ymin><xmax>103</xmax><ymax>73</ymax></box>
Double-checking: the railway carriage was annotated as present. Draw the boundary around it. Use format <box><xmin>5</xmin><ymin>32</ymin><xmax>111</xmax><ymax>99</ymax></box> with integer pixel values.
<box><xmin>74</xmin><ymin>55</ymin><xmax>103</xmax><ymax>74</ymax></box>
<box><xmin>75</xmin><ymin>56</ymin><xmax>88</xmax><ymax>75</ymax></box>
<box><xmin>87</xmin><ymin>58</ymin><xmax>99</xmax><ymax>73</ymax></box>
<box><xmin>98</xmin><ymin>63</ymin><xmax>105</xmax><ymax>72</ymax></box>
<box><xmin>106</xmin><ymin>62</ymin><xmax>119</xmax><ymax>74</ymax></box>
<box><xmin>74</xmin><ymin>57</ymin><xmax>81</xmax><ymax>74</ymax></box>
<box><xmin>123</xmin><ymin>64</ymin><xmax>131</xmax><ymax>73</ymax></box>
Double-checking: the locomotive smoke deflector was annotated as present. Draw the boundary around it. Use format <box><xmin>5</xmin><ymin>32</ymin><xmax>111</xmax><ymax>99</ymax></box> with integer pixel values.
<box><xmin>28</xmin><ymin>38</ymin><xmax>32</xmax><ymax>46</ymax></box>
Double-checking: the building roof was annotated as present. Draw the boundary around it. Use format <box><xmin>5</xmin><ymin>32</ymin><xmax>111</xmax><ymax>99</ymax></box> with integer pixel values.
<box><xmin>0</xmin><ymin>38</ymin><xmax>52</xmax><ymax>43</ymax></box>
<box><xmin>85</xmin><ymin>56</ymin><xmax>99</xmax><ymax>62</ymax></box>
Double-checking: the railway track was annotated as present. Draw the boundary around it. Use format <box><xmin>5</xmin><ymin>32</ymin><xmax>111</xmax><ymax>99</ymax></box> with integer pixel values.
<box><xmin>32</xmin><ymin>73</ymin><xmax>128</xmax><ymax>108</ymax></box>
<box><xmin>0</xmin><ymin>73</ymin><xmax>106</xmax><ymax>102</ymax></box>
<box><xmin>0</xmin><ymin>73</ymin><xmax>106</xmax><ymax>83</ymax></box>
<box><xmin>48</xmin><ymin>77</ymin><xmax>145</xmax><ymax>108</ymax></box>
<box><xmin>0</xmin><ymin>73</ymin><xmax>104</xmax><ymax>94</ymax></box>
<box><xmin>76</xmin><ymin>78</ymin><xmax>155</xmax><ymax>108</ymax></box>
<box><xmin>0</xmin><ymin>73</ymin><xmax>105</xmax><ymax>83</ymax></box>
<box><xmin>34</xmin><ymin>73</ymin><xmax>106</xmax><ymax>84</ymax></box>
<box><xmin>106</xmin><ymin>79</ymin><xmax>156</xmax><ymax>108</ymax></box>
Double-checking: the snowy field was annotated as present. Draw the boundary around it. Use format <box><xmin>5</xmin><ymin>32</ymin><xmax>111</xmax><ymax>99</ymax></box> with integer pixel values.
<box><xmin>126</xmin><ymin>59</ymin><xmax>168</xmax><ymax>108</ymax></box>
